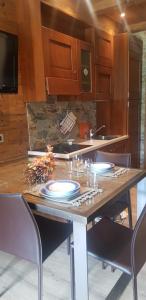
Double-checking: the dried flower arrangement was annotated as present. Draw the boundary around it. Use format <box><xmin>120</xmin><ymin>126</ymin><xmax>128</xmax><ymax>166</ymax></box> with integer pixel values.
<box><xmin>25</xmin><ymin>145</ymin><xmax>55</xmax><ymax>185</ymax></box>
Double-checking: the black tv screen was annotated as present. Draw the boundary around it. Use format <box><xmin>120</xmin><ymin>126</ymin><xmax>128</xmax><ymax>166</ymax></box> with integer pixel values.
<box><xmin>0</xmin><ymin>30</ymin><xmax>18</xmax><ymax>93</ymax></box>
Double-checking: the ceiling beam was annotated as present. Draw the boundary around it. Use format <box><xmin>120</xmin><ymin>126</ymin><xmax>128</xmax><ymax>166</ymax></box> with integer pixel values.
<box><xmin>93</xmin><ymin>0</ymin><xmax>146</xmax><ymax>13</ymax></box>
<box><xmin>92</xmin><ymin>0</ymin><xmax>125</xmax><ymax>13</ymax></box>
<box><xmin>129</xmin><ymin>21</ymin><xmax>146</xmax><ymax>33</ymax></box>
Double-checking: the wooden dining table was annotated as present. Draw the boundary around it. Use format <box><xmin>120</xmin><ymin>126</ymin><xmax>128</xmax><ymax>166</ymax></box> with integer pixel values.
<box><xmin>0</xmin><ymin>158</ymin><xmax>146</xmax><ymax>300</ymax></box>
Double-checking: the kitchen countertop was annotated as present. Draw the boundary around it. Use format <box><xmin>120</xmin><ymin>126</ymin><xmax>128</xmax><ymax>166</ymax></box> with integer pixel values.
<box><xmin>28</xmin><ymin>135</ymin><xmax>128</xmax><ymax>159</ymax></box>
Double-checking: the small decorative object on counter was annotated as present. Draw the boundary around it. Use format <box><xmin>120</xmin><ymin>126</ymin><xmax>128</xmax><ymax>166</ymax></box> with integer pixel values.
<box><xmin>25</xmin><ymin>145</ymin><xmax>55</xmax><ymax>185</ymax></box>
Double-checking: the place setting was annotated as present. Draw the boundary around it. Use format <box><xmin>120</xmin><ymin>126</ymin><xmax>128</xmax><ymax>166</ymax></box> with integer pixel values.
<box><xmin>89</xmin><ymin>162</ymin><xmax>129</xmax><ymax>178</ymax></box>
<box><xmin>39</xmin><ymin>179</ymin><xmax>103</xmax><ymax>207</ymax></box>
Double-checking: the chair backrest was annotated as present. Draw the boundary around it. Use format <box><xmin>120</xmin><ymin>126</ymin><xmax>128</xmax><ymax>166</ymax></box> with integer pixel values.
<box><xmin>95</xmin><ymin>151</ymin><xmax>131</xmax><ymax>167</ymax></box>
<box><xmin>131</xmin><ymin>204</ymin><xmax>146</xmax><ymax>275</ymax></box>
<box><xmin>0</xmin><ymin>194</ymin><xmax>42</xmax><ymax>265</ymax></box>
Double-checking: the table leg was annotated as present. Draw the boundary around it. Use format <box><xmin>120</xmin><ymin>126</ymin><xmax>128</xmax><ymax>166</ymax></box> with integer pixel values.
<box><xmin>137</xmin><ymin>177</ymin><xmax>146</xmax><ymax>219</ymax></box>
<box><xmin>73</xmin><ymin>221</ymin><xmax>89</xmax><ymax>300</ymax></box>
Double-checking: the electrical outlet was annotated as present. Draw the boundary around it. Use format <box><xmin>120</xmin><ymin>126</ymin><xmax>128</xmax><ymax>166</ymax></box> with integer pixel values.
<box><xmin>0</xmin><ymin>134</ymin><xmax>4</xmax><ymax>143</ymax></box>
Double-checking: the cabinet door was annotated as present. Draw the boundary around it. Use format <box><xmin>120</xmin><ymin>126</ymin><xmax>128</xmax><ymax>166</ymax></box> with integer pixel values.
<box><xmin>77</xmin><ymin>40</ymin><xmax>95</xmax><ymax>100</ymax></box>
<box><xmin>95</xmin><ymin>30</ymin><xmax>113</xmax><ymax>67</ymax></box>
<box><xmin>100</xmin><ymin>140</ymin><xmax>128</xmax><ymax>154</ymax></box>
<box><xmin>95</xmin><ymin>65</ymin><xmax>112</xmax><ymax>100</ymax></box>
<box><xmin>42</xmin><ymin>27</ymin><xmax>79</xmax><ymax>95</ymax></box>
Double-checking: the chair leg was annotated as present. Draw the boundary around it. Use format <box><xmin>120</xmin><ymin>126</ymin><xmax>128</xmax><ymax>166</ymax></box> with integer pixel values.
<box><xmin>70</xmin><ymin>245</ymin><xmax>75</xmax><ymax>300</ymax></box>
<box><xmin>111</xmin><ymin>266</ymin><xmax>116</xmax><ymax>272</ymax></box>
<box><xmin>38</xmin><ymin>263</ymin><xmax>43</xmax><ymax>300</ymax></box>
<box><xmin>67</xmin><ymin>235</ymin><xmax>71</xmax><ymax>255</ymax></box>
<box><xmin>132</xmin><ymin>275</ymin><xmax>138</xmax><ymax>300</ymax></box>
<box><xmin>128</xmin><ymin>202</ymin><xmax>133</xmax><ymax>229</ymax></box>
<box><xmin>102</xmin><ymin>262</ymin><xmax>107</xmax><ymax>269</ymax></box>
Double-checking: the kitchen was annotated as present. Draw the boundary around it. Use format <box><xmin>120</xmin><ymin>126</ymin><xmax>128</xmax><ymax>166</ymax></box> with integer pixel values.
<box><xmin>0</xmin><ymin>0</ymin><xmax>146</xmax><ymax>299</ymax></box>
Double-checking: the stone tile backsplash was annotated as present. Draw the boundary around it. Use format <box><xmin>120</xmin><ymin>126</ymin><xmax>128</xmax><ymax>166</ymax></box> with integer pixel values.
<box><xmin>135</xmin><ymin>31</ymin><xmax>146</xmax><ymax>166</ymax></box>
<box><xmin>27</xmin><ymin>97</ymin><xmax>96</xmax><ymax>150</ymax></box>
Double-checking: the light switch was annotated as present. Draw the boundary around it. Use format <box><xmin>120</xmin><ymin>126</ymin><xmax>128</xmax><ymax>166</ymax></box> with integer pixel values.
<box><xmin>0</xmin><ymin>134</ymin><xmax>4</xmax><ymax>143</ymax></box>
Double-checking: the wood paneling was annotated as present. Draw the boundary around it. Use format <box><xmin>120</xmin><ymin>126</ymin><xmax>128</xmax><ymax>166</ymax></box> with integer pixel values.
<box><xmin>17</xmin><ymin>0</ymin><xmax>46</xmax><ymax>102</ymax></box>
<box><xmin>0</xmin><ymin>0</ymin><xmax>17</xmax><ymax>34</ymax></box>
<box><xmin>0</xmin><ymin>128</ymin><xmax>28</xmax><ymax>163</ymax></box>
<box><xmin>41</xmin><ymin>3</ymin><xmax>87</xmax><ymax>40</ymax></box>
<box><xmin>112</xmin><ymin>33</ymin><xmax>142</xmax><ymax>167</ymax></box>
<box><xmin>42</xmin><ymin>0</ymin><xmax>119</xmax><ymax>34</ymax></box>
<box><xmin>0</xmin><ymin>0</ymin><xmax>29</xmax><ymax>163</ymax></box>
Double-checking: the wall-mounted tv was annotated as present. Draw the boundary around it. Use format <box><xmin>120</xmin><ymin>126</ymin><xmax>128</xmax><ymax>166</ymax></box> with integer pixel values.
<box><xmin>0</xmin><ymin>30</ymin><xmax>18</xmax><ymax>93</ymax></box>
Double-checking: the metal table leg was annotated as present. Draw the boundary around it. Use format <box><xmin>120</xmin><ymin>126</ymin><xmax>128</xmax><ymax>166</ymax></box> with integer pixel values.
<box><xmin>137</xmin><ymin>177</ymin><xmax>146</xmax><ymax>219</ymax></box>
<box><xmin>73</xmin><ymin>221</ymin><xmax>89</xmax><ymax>300</ymax></box>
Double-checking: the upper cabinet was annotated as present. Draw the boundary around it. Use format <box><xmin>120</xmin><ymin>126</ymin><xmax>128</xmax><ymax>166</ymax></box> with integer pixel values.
<box><xmin>95</xmin><ymin>65</ymin><xmax>113</xmax><ymax>100</ymax></box>
<box><xmin>95</xmin><ymin>30</ymin><xmax>113</xmax><ymax>68</ymax></box>
<box><xmin>77</xmin><ymin>40</ymin><xmax>95</xmax><ymax>100</ymax></box>
<box><xmin>42</xmin><ymin>27</ymin><xmax>80</xmax><ymax>95</ymax></box>
<box><xmin>85</xmin><ymin>28</ymin><xmax>113</xmax><ymax>132</ymax></box>
<box><xmin>94</xmin><ymin>30</ymin><xmax>113</xmax><ymax>102</ymax></box>
<box><xmin>42</xmin><ymin>26</ymin><xmax>94</xmax><ymax>97</ymax></box>
<box><xmin>85</xmin><ymin>28</ymin><xmax>113</xmax><ymax>102</ymax></box>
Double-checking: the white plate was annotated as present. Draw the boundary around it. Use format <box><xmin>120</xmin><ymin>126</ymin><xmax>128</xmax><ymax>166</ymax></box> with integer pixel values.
<box><xmin>43</xmin><ymin>180</ymin><xmax>80</xmax><ymax>197</ymax></box>
<box><xmin>40</xmin><ymin>187</ymin><xmax>80</xmax><ymax>203</ymax></box>
<box><xmin>90</xmin><ymin>162</ymin><xmax>115</xmax><ymax>173</ymax></box>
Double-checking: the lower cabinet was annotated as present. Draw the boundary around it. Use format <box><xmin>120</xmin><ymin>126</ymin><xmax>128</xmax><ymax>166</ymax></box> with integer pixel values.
<box><xmin>82</xmin><ymin>140</ymin><xmax>128</xmax><ymax>162</ymax></box>
<box><xmin>100</xmin><ymin>140</ymin><xmax>128</xmax><ymax>154</ymax></box>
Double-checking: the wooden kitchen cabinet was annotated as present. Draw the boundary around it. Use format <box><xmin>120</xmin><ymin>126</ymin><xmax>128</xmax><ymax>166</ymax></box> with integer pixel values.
<box><xmin>85</xmin><ymin>28</ymin><xmax>113</xmax><ymax>67</ymax></box>
<box><xmin>100</xmin><ymin>139</ymin><xmax>128</xmax><ymax>154</ymax></box>
<box><xmin>112</xmin><ymin>33</ymin><xmax>142</xmax><ymax>167</ymax></box>
<box><xmin>95</xmin><ymin>65</ymin><xmax>113</xmax><ymax>100</ymax></box>
<box><xmin>95</xmin><ymin>30</ymin><xmax>113</xmax><ymax>67</ymax></box>
<box><xmin>81</xmin><ymin>139</ymin><xmax>128</xmax><ymax>162</ymax></box>
<box><xmin>77</xmin><ymin>40</ymin><xmax>95</xmax><ymax>100</ymax></box>
<box><xmin>42</xmin><ymin>26</ymin><xmax>80</xmax><ymax>95</ymax></box>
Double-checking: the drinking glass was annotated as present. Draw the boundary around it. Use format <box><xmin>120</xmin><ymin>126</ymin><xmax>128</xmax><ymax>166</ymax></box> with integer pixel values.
<box><xmin>86</xmin><ymin>170</ymin><xmax>98</xmax><ymax>189</ymax></box>
<box><xmin>72</xmin><ymin>155</ymin><xmax>84</xmax><ymax>174</ymax></box>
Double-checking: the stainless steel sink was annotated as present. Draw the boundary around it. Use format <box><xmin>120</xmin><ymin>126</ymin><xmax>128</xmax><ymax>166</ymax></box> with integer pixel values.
<box><xmin>92</xmin><ymin>135</ymin><xmax>120</xmax><ymax>140</ymax></box>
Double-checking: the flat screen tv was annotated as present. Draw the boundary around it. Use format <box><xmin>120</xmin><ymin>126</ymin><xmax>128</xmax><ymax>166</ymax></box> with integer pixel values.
<box><xmin>0</xmin><ymin>30</ymin><xmax>18</xmax><ymax>93</ymax></box>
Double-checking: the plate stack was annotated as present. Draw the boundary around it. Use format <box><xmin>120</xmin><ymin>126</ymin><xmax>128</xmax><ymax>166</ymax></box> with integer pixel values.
<box><xmin>90</xmin><ymin>162</ymin><xmax>115</xmax><ymax>174</ymax></box>
<box><xmin>40</xmin><ymin>180</ymin><xmax>80</xmax><ymax>203</ymax></box>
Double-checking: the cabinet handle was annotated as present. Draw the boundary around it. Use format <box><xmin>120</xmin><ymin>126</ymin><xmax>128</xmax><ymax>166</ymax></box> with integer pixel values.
<box><xmin>73</xmin><ymin>70</ymin><xmax>77</xmax><ymax>74</ymax></box>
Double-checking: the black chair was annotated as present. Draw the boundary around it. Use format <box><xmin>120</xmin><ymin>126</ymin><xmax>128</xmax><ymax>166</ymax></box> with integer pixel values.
<box><xmin>71</xmin><ymin>205</ymin><xmax>146</xmax><ymax>300</ymax></box>
<box><xmin>95</xmin><ymin>151</ymin><xmax>132</xmax><ymax>228</ymax></box>
<box><xmin>0</xmin><ymin>193</ymin><xmax>72</xmax><ymax>300</ymax></box>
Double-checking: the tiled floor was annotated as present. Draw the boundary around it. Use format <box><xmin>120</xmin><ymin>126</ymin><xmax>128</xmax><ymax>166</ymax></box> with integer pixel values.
<box><xmin>0</xmin><ymin>242</ymin><xmax>146</xmax><ymax>300</ymax></box>
<box><xmin>0</xmin><ymin>188</ymin><xmax>146</xmax><ymax>300</ymax></box>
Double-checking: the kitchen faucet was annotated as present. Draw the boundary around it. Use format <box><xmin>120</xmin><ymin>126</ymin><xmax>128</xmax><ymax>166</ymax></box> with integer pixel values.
<box><xmin>89</xmin><ymin>125</ymin><xmax>106</xmax><ymax>139</ymax></box>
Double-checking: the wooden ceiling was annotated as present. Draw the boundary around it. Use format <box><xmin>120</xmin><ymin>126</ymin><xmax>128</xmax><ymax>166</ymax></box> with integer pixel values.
<box><xmin>91</xmin><ymin>0</ymin><xmax>146</xmax><ymax>32</ymax></box>
<box><xmin>42</xmin><ymin>0</ymin><xmax>146</xmax><ymax>33</ymax></box>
